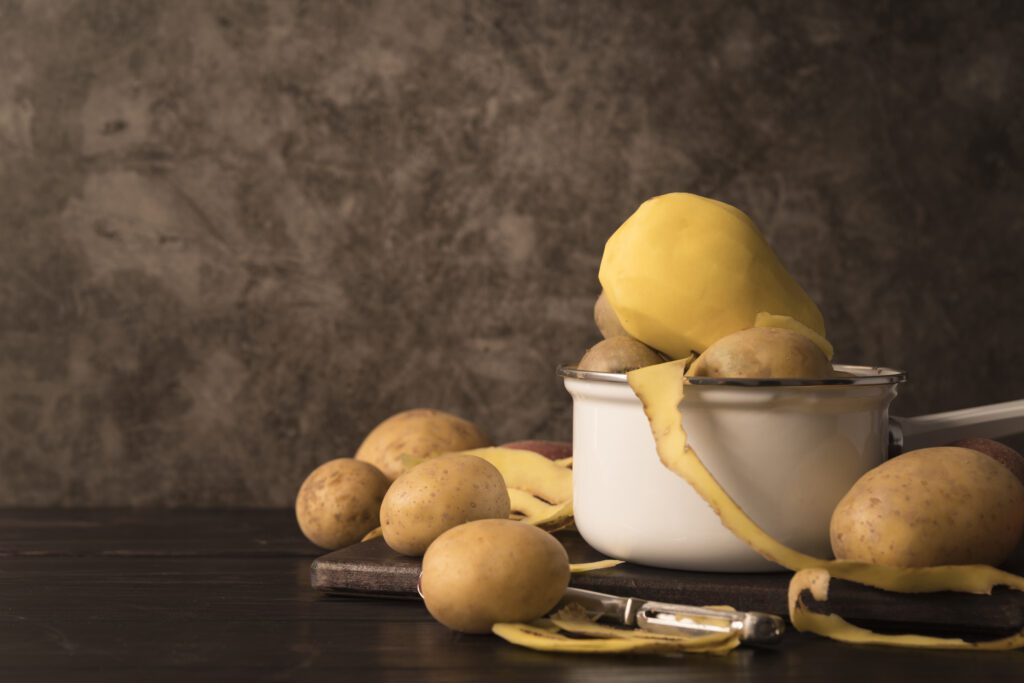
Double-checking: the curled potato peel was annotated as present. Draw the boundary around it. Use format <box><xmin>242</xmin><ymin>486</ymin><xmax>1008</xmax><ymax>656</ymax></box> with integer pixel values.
<box><xmin>508</xmin><ymin>488</ymin><xmax>556</xmax><ymax>519</ymax></box>
<box><xmin>627</xmin><ymin>359</ymin><xmax>1024</xmax><ymax>649</ymax></box>
<box><xmin>493</xmin><ymin>605</ymin><xmax>740</xmax><ymax>655</ymax></box>
<box><xmin>789</xmin><ymin>569</ymin><xmax>1024</xmax><ymax>650</ymax></box>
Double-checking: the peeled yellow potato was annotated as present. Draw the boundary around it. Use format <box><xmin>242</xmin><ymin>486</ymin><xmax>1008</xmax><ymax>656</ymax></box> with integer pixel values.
<box><xmin>355</xmin><ymin>408</ymin><xmax>490</xmax><ymax>481</ymax></box>
<box><xmin>688</xmin><ymin>327</ymin><xmax>834</xmax><ymax>379</ymax></box>
<box><xmin>420</xmin><ymin>519</ymin><xmax>570</xmax><ymax>633</ymax></box>
<box><xmin>830</xmin><ymin>447</ymin><xmax>1024</xmax><ymax>567</ymax></box>
<box><xmin>599</xmin><ymin>193</ymin><xmax>827</xmax><ymax>358</ymax></box>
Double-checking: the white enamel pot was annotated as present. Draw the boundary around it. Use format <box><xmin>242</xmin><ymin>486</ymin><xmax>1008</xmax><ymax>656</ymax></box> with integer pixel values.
<box><xmin>561</xmin><ymin>365</ymin><xmax>1024</xmax><ymax>573</ymax></box>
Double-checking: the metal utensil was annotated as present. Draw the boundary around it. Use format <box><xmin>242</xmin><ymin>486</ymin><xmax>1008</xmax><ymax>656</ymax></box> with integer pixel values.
<box><xmin>556</xmin><ymin>587</ymin><xmax>785</xmax><ymax>646</ymax></box>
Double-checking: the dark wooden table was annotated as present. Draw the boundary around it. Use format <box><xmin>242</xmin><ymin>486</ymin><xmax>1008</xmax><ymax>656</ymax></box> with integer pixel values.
<box><xmin>2</xmin><ymin>510</ymin><xmax>1022</xmax><ymax>682</ymax></box>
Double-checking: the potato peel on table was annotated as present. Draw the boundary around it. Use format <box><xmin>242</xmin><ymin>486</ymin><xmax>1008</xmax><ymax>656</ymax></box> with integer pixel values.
<box><xmin>627</xmin><ymin>358</ymin><xmax>1024</xmax><ymax>651</ymax></box>
<box><xmin>569</xmin><ymin>559</ymin><xmax>624</xmax><ymax>574</ymax></box>
<box><xmin>493</xmin><ymin>605</ymin><xmax>740</xmax><ymax>655</ymax></box>
<box><xmin>788</xmin><ymin>569</ymin><xmax>1024</xmax><ymax>650</ymax></box>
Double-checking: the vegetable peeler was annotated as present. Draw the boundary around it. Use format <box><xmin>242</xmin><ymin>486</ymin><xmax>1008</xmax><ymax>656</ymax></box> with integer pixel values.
<box><xmin>556</xmin><ymin>587</ymin><xmax>786</xmax><ymax>646</ymax></box>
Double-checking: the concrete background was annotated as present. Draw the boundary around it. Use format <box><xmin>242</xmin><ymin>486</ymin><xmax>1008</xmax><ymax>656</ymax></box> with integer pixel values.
<box><xmin>2</xmin><ymin>0</ymin><xmax>1022</xmax><ymax>506</ymax></box>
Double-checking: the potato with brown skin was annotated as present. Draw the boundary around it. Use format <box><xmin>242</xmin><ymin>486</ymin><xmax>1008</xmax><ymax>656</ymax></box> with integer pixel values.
<box><xmin>594</xmin><ymin>291</ymin><xmax>629</xmax><ymax>339</ymax></box>
<box><xmin>830</xmin><ymin>447</ymin><xmax>1024</xmax><ymax>567</ymax></box>
<box><xmin>577</xmin><ymin>337</ymin><xmax>663</xmax><ymax>373</ymax></box>
<box><xmin>380</xmin><ymin>453</ymin><xmax>510</xmax><ymax>556</ymax></box>
<box><xmin>355</xmin><ymin>408</ymin><xmax>491</xmax><ymax>481</ymax></box>
<box><xmin>295</xmin><ymin>458</ymin><xmax>391</xmax><ymax>550</ymax></box>
<box><xmin>948</xmin><ymin>438</ymin><xmax>1024</xmax><ymax>486</ymax></box>
<box><xmin>688</xmin><ymin>326</ymin><xmax>833</xmax><ymax>379</ymax></box>
<box><xmin>420</xmin><ymin>519</ymin><xmax>570</xmax><ymax>633</ymax></box>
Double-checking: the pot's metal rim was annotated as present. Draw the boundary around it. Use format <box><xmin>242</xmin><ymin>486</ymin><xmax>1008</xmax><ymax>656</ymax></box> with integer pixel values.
<box><xmin>557</xmin><ymin>363</ymin><xmax>907</xmax><ymax>387</ymax></box>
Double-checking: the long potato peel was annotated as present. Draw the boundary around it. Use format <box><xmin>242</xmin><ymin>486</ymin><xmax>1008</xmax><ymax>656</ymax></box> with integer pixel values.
<box><xmin>549</xmin><ymin>606</ymin><xmax>740</xmax><ymax>653</ymax></box>
<box><xmin>493</xmin><ymin>606</ymin><xmax>740</xmax><ymax>655</ymax></box>
<box><xmin>526</xmin><ymin>499</ymin><xmax>574</xmax><ymax>532</ymax></box>
<box><xmin>626</xmin><ymin>359</ymin><xmax>1024</xmax><ymax>649</ymax></box>
<box><xmin>493</xmin><ymin>621</ymin><xmax>675</xmax><ymax>654</ymax></box>
<box><xmin>508</xmin><ymin>488</ymin><xmax>557</xmax><ymax>519</ymax></box>
<box><xmin>789</xmin><ymin>569</ymin><xmax>1024</xmax><ymax>650</ymax></box>
<box><xmin>570</xmin><ymin>559</ymin><xmax>625</xmax><ymax>574</ymax></box>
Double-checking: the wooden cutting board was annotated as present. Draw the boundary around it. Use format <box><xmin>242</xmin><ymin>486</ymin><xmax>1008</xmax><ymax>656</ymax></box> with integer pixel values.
<box><xmin>312</xmin><ymin>531</ymin><xmax>1024</xmax><ymax>637</ymax></box>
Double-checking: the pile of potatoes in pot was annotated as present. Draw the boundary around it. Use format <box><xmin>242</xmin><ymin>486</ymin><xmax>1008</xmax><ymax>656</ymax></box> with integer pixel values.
<box><xmin>578</xmin><ymin>292</ymin><xmax>838</xmax><ymax>379</ymax></box>
<box><xmin>587</xmin><ymin>292</ymin><xmax>1024</xmax><ymax>570</ymax></box>
<box><xmin>294</xmin><ymin>407</ymin><xmax>576</xmax><ymax>633</ymax></box>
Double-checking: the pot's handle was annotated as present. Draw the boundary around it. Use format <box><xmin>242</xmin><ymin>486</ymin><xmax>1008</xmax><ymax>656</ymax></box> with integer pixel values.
<box><xmin>890</xmin><ymin>399</ymin><xmax>1024</xmax><ymax>454</ymax></box>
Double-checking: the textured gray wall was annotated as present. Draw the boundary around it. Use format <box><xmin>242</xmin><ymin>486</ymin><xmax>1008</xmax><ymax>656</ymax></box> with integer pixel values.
<box><xmin>2</xmin><ymin>0</ymin><xmax>1022</xmax><ymax>506</ymax></box>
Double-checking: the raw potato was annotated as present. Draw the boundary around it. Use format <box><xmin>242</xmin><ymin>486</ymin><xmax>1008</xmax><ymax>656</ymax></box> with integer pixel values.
<box><xmin>355</xmin><ymin>408</ymin><xmax>491</xmax><ymax>481</ymax></box>
<box><xmin>688</xmin><ymin>326</ymin><xmax>833</xmax><ymax>379</ymax></box>
<box><xmin>754</xmin><ymin>311</ymin><xmax>834</xmax><ymax>359</ymax></box>
<box><xmin>295</xmin><ymin>458</ymin><xmax>391</xmax><ymax>550</ymax></box>
<box><xmin>420</xmin><ymin>519</ymin><xmax>570</xmax><ymax>633</ymax></box>
<box><xmin>948</xmin><ymin>438</ymin><xmax>1024</xmax><ymax>486</ymax></box>
<box><xmin>594</xmin><ymin>291</ymin><xmax>628</xmax><ymax>339</ymax></box>
<box><xmin>380</xmin><ymin>453</ymin><xmax>510</xmax><ymax>556</ymax></box>
<box><xmin>599</xmin><ymin>193</ymin><xmax>827</xmax><ymax>358</ymax></box>
<box><xmin>578</xmin><ymin>337</ymin><xmax>663</xmax><ymax>373</ymax></box>
<box><xmin>830</xmin><ymin>447</ymin><xmax>1024</xmax><ymax>567</ymax></box>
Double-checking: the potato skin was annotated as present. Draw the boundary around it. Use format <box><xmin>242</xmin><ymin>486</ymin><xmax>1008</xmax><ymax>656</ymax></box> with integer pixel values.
<box><xmin>295</xmin><ymin>458</ymin><xmax>390</xmax><ymax>550</ymax></box>
<box><xmin>420</xmin><ymin>519</ymin><xmax>570</xmax><ymax>633</ymax></box>
<box><xmin>380</xmin><ymin>453</ymin><xmax>510</xmax><ymax>556</ymax></box>
<box><xmin>688</xmin><ymin>326</ymin><xmax>833</xmax><ymax>379</ymax></box>
<box><xmin>355</xmin><ymin>409</ymin><xmax>491</xmax><ymax>481</ymax></box>
<box><xmin>830</xmin><ymin>447</ymin><xmax>1024</xmax><ymax>567</ymax></box>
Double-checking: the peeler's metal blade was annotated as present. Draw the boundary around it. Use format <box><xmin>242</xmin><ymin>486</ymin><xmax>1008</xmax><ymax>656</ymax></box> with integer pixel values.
<box><xmin>557</xmin><ymin>587</ymin><xmax>785</xmax><ymax>646</ymax></box>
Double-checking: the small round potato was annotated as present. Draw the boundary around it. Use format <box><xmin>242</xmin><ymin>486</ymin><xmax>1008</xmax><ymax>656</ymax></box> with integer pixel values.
<box><xmin>355</xmin><ymin>409</ymin><xmax>491</xmax><ymax>481</ymax></box>
<box><xmin>577</xmin><ymin>336</ymin><xmax>663</xmax><ymax>373</ymax></box>
<box><xmin>380</xmin><ymin>453</ymin><xmax>510</xmax><ymax>556</ymax></box>
<box><xmin>420</xmin><ymin>519</ymin><xmax>570</xmax><ymax>633</ymax></box>
<box><xmin>830</xmin><ymin>447</ymin><xmax>1024</xmax><ymax>567</ymax></box>
<box><xmin>295</xmin><ymin>458</ymin><xmax>391</xmax><ymax>550</ymax></box>
<box><xmin>688</xmin><ymin>326</ymin><xmax>833</xmax><ymax>379</ymax></box>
